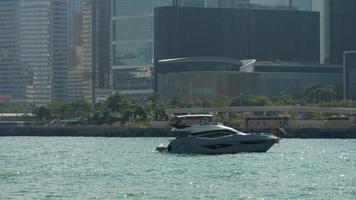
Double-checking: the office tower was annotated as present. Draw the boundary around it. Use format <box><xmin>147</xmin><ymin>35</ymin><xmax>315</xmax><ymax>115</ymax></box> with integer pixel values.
<box><xmin>82</xmin><ymin>0</ymin><xmax>111</xmax><ymax>103</ymax></box>
<box><xmin>19</xmin><ymin>0</ymin><xmax>69</xmax><ymax>105</ymax></box>
<box><xmin>0</xmin><ymin>0</ymin><xmax>28</xmax><ymax>103</ymax></box>
<box><xmin>69</xmin><ymin>0</ymin><xmax>83</xmax><ymax>46</ymax></box>
<box><xmin>329</xmin><ymin>0</ymin><xmax>356</xmax><ymax>64</ymax></box>
<box><xmin>111</xmin><ymin>0</ymin><xmax>204</xmax><ymax>102</ymax></box>
<box><xmin>311</xmin><ymin>0</ymin><xmax>330</xmax><ymax>64</ymax></box>
<box><xmin>82</xmin><ymin>0</ymin><xmax>96</xmax><ymax>103</ymax></box>
<box><xmin>344</xmin><ymin>51</ymin><xmax>356</xmax><ymax>100</ymax></box>
<box><xmin>155</xmin><ymin>7</ymin><xmax>319</xmax><ymax>63</ymax></box>
<box><xmin>312</xmin><ymin>0</ymin><xmax>356</xmax><ymax>64</ymax></box>
<box><xmin>51</xmin><ymin>0</ymin><xmax>69</xmax><ymax>102</ymax></box>
<box><xmin>68</xmin><ymin>0</ymin><xmax>84</xmax><ymax>102</ymax></box>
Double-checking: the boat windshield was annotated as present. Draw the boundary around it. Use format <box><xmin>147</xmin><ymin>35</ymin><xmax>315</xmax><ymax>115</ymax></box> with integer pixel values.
<box><xmin>191</xmin><ymin>130</ymin><xmax>235</xmax><ymax>138</ymax></box>
<box><xmin>170</xmin><ymin>114</ymin><xmax>215</xmax><ymax>128</ymax></box>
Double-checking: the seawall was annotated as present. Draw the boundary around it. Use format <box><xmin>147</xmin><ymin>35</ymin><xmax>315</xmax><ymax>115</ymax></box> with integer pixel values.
<box><xmin>0</xmin><ymin>126</ymin><xmax>356</xmax><ymax>138</ymax></box>
<box><xmin>0</xmin><ymin>126</ymin><xmax>173</xmax><ymax>137</ymax></box>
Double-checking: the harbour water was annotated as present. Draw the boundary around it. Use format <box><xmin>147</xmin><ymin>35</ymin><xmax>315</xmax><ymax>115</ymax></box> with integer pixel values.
<box><xmin>1</xmin><ymin>138</ymin><xmax>355</xmax><ymax>199</ymax></box>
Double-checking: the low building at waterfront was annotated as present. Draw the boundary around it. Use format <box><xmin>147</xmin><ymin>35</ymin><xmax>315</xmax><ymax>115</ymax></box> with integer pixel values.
<box><xmin>155</xmin><ymin>57</ymin><xmax>343</xmax><ymax>102</ymax></box>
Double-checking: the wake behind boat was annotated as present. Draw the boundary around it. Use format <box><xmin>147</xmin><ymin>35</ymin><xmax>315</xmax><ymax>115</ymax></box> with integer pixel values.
<box><xmin>156</xmin><ymin>114</ymin><xmax>279</xmax><ymax>154</ymax></box>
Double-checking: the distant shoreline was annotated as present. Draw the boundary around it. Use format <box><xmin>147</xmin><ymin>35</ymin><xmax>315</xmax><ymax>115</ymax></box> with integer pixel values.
<box><xmin>0</xmin><ymin>126</ymin><xmax>356</xmax><ymax>138</ymax></box>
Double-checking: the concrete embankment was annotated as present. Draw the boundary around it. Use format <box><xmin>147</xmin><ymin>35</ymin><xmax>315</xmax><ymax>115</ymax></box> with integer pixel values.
<box><xmin>0</xmin><ymin>126</ymin><xmax>173</xmax><ymax>137</ymax></box>
<box><xmin>0</xmin><ymin>126</ymin><xmax>356</xmax><ymax>138</ymax></box>
<box><xmin>243</xmin><ymin>128</ymin><xmax>356</xmax><ymax>139</ymax></box>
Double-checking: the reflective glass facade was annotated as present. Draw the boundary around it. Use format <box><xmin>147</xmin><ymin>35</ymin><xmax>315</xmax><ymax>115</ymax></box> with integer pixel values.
<box><xmin>344</xmin><ymin>51</ymin><xmax>356</xmax><ymax>100</ymax></box>
<box><xmin>19</xmin><ymin>0</ymin><xmax>69</xmax><ymax>105</ymax></box>
<box><xmin>156</xmin><ymin>60</ymin><xmax>343</xmax><ymax>102</ymax></box>
<box><xmin>155</xmin><ymin>7</ymin><xmax>320</xmax><ymax>63</ymax></box>
<box><xmin>111</xmin><ymin>0</ymin><xmax>171</xmax><ymax>96</ymax></box>
<box><xmin>112</xmin><ymin>68</ymin><xmax>153</xmax><ymax>91</ymax></box>
<box><xmin>82</xmin><ymin>0</ymin><xmax>111</xmax><ymax>103</ymax></box>
<box><xmin>158</xmin><ymin>71</ymin><xmax>258</xmax><ymax>102</ymax></box>
<box><xmin>112</xmin><ymin>0</ymin><xmax>171</xmax><ymax>69</ymax></box>
<box><xmin>257</xmin><ymin>72</ymin><xmax>342</xmax><ymax>98</ymax></box>
<box><xmin>329</xmin><ymin>0</ymin><xmax>356</xmax><ymax>64</ymax></box>
<box><xmin>0</xmin><ymin>0</ymin><xmax>28</xmax><ymax>102</ymax></box>
<box><xmin>111</xmin><ymin>0</ymin><xmax>205</xmax><ymax>97</ymax></box>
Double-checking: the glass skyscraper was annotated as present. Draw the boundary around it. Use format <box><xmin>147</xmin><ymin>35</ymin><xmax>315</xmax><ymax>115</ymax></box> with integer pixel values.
<box><xmin>344</xmin><ymin>52</ymin><xmax>356</xmax><ymax>100</ymax></box>
<box><xmin>0</xmin><ymin>0</ymin><xmax>27</xmax><ymax>103</ymax></box>
<box><xmin>19</xmin><ymin>0</ymin><xmax>69</xmax><ymax>105</ymax></box>
<box><xmin>111</xmin><ymin>0</ymin><xmax>205</xmax><ymax>100</ymax></box>
<box><xmin>0</xmin><ymin>0</ymin><xmax>68</xmax><ymax>105</ymax></box>
<box><xmin>82</xmin><ymin>0</ymin><xmax>111</xmax><ymax>103</ymax></box>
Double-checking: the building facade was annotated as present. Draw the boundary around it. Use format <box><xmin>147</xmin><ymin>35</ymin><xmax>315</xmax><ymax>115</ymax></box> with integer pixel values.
<box><xmin>19</xmin><ymin>0</ymin><xmax>69</xmax><ymax>105</ymax></box>
<box><xmin>111</xmin><ymin>0</ymin><xmax>206</xmax><ymax>102</ymax></box>
<box><xmin>156</xmin><ymin>57</ymin><xmax>343</xmax><ymax>102</ymax></box>
<box><xmin>82</xmin><ymin>0</ymin><xmax>111</xmax><ymax>103</ymax></box>
<box><xmin>311</xmin><ymin>0</ymin><xmax>356</xmax><ymax>64</ymax></box>
<box><xmin>0</xmin><ymin>0</ymin><xmax>27</xmax><ymax>103</ymax></box>
<box><xmin>154</xmin><ymin>6</ymin><xmax>320</xmax><ymax>63</ymax></box>
<box><xmin>328</xmin><ymin>0</ymin><xmax>356</xmax><ymax>64</ymax></box>
<box><xmin>344</xmin><ymin>51</ymin><xmax>356</xmax><ymax>100</ymax></box>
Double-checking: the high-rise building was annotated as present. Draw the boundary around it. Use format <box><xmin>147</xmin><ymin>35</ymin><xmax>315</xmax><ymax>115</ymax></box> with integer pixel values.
<box><xmin>344</xmin><ymin>51</ymin><xmax>356</xmax><ymax>100</ymax></box>
<box><xmin>311</xmin><ymin>0</ymin><xmax>330</xmax><ymax>64</ymax></box>
<box><xmin>329</xmin><ymin>0</ymin><xmax>356</xmax><ymax>64</ymax></box>
<box><xmin>155</xmin><ymin>7</ymin><xmax>319</xmax><ymax>62</ymax></box>
<box><xmin>68</xmin><ymin>0</ymin><xmax>84</xmax><ymax>102</ymax></box>
<box><xmin>19</xmin><ymin>0</ymin><xmax>69</xmax><ymax>105</ymax></box>
<box><xmin>0</xmin><ymin>0</ymin><xmax>28</xmax><ymax>103</ymax></box>
<box><xmin>311</xmin><ymin>0</ymin><xmax>356</xmax><ymax>64</ymax></box>
<box><xmin>111</xmin><ymin>0</ymin><xmax>205</xmax><ymax>102</ymax></box>
<box><xmin>82</xmin><ymin>0</ymin><xmax>111</xmax><ymax>103</ymax></box>
<box><xmin>69</xmin><ymin>0</ymin><xmax>83</xmax><ymax>46</ymax></box>
<box><xmin>111</xmin><ymin>0</ymin><xmax>168</xmax><ymax>101</ymax></box>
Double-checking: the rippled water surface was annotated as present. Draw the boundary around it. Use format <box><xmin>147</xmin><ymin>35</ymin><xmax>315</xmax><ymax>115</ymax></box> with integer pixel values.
<box><xmin>0</xmin><ymin>138</ymin><xmax>355</xmax><ymax>199</ymax></box>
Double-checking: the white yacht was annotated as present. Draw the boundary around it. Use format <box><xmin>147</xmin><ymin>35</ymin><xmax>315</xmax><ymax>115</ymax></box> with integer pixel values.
<box><xmin>156</xmin><ymin>114</ymin><xmax>279</xmax><ymax>154</ymax></box>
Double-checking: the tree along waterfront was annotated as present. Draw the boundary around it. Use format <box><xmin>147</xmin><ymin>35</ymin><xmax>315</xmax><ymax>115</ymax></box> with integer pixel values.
<box><xmin>1</xmin><ymin>85</ymin><xmax>356</xmax><ymax>126</ymax></box>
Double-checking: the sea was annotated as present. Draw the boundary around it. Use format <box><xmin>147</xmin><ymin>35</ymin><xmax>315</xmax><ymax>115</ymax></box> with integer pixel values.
<box><xmin>0</xmin><ymin>138</ymin><xmax>355</xmax><ymax>200</ymax></box>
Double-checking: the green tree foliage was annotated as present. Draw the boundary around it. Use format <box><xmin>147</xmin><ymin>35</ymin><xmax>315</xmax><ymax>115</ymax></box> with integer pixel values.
<box><xmin>92</xmin><ymin>102</ymin><xmax>112</xmax><ymax>124</ymax></box>
<box><xmin>166</xmin><ymin>97</ymin><xmax>193</xmax><ymax>108</ymax></box>
<box><xmin>231</xmin><ymin>95</ymin><xmax>273</xmax><ymax>106</ymax></box>
<box><xmin>0</xmin><ymin>103</ymin><xmax>33</xmax><ymax>113</ymax></box>
<box><xmin>145</xmin><ymin>94</ymin><xmax>167</xmax><ymax>121</ymax></box>
<box><xmin>47</xmin><ymin>100</ymin><xmax>93</xmax><ymax>118</ymax></box>
<box><xmin>275</xmin><ymin>95</ymin><xmax>295</xmax><ymax>106</ymax></box>
<box><xmin>103</xmin><ymin>92</ymin><xmax>153</xmax><ymax>123</ymax></box>
<box><xmin>34</xmin><ymin>106</ymin><xmax>51</xmax><ymax>121</ymax></box>
<box><xmin>105</xmin><ymin>92</ymin><xmax>124</xmax><ymax>113</ymax></box>
<box><xmin>210</xmin><ymin>95</ymin><xmax>231</xmax><ymax>107</ymax></box>
<box><xmin>304</xmin><ymin>85</ymin><xmax>337</xmax><ymax>103</ymax></box>
<box><xmin>318</xmin><ymin>100</ymin><xmax>356</xmax><ymax>108</ymax></box>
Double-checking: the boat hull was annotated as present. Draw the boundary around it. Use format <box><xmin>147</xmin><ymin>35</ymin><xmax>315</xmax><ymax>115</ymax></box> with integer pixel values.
<box><xmin>167</xmin><ymin>134</ymin><xmax>278</xmax><ymax>154</ymax></box>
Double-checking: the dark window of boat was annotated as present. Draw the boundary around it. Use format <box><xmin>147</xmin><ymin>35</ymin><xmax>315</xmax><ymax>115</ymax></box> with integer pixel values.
<box><xmin>240</xmin><ymin>140</ymin><xmax>266</xmax><ymax>144</ymax></box>
<box><xmin>203</xmin><ymin>144</ymin><xmax>232</xmax><ymax>149</ymax></box>
<box><xmin>193</xmin><ymin>131</ymin><xmax>233</xmax><ymax>138</ymax></box>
